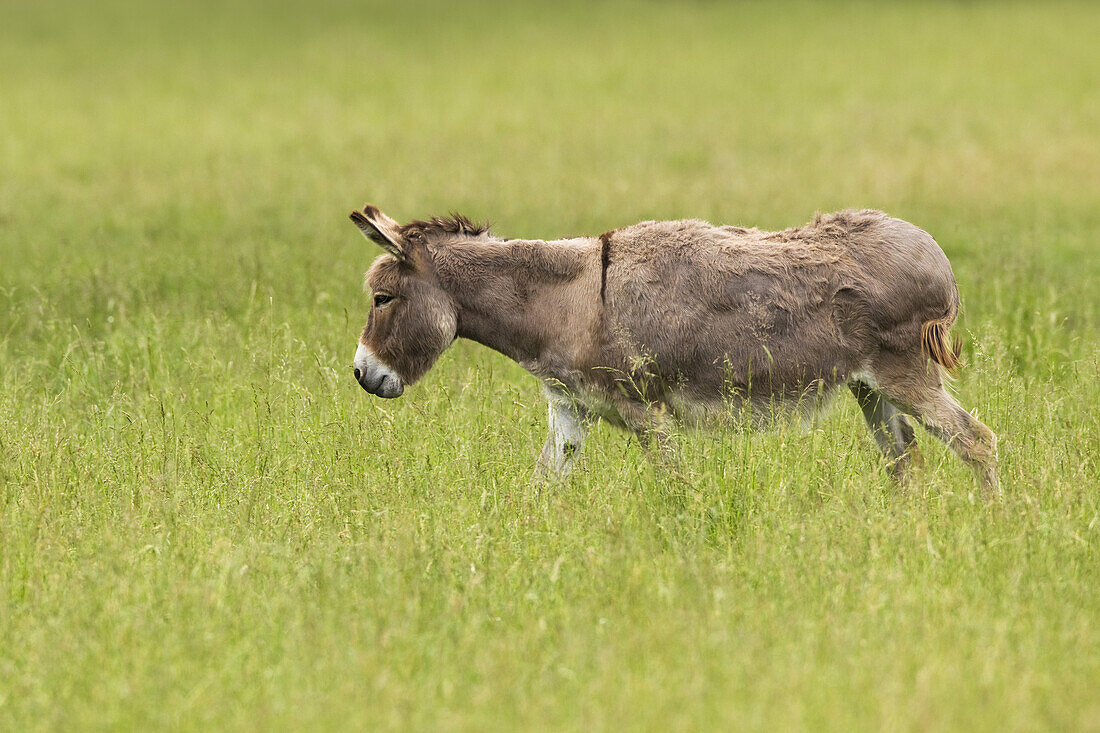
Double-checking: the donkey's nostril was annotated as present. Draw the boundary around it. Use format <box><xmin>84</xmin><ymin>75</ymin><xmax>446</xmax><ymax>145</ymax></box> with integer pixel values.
<box><xmin>353</xmin><ymin>368</ymin><xmax>361</xmax><ymax>381</ymax></box>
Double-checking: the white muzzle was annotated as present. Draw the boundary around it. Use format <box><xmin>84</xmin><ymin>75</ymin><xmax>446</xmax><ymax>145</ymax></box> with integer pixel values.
<box><xmin>353</xmin><ymin>342</ymin><xmax>404</xmax><ymax>398</ymax></box>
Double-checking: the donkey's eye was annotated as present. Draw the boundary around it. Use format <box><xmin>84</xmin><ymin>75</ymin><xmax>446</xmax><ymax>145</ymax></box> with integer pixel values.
<box><xmin>373</xmin><ymin>293</ymin><xmax>394</xmax><ymax>308</ymax></box>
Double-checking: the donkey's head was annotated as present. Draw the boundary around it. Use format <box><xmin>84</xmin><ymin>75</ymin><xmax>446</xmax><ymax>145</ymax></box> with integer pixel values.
<box><xmin>349</xmin><ymin>204</ymin><xmax>483</xmax><ymax>397</ymax></box>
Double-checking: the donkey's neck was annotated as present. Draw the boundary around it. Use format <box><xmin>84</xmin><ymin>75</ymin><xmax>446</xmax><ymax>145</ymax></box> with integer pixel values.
<box><xmin>431</xmin><ymin>237</ymin><xmax>603</xmax><ymax>377</ymax></box>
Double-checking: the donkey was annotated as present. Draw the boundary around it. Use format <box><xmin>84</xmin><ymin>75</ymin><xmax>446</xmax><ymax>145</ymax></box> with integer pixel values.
<box><xmin>349</xmin><ymin>204</ymin><xmax>998</xmax><ymax>494</ymax></box>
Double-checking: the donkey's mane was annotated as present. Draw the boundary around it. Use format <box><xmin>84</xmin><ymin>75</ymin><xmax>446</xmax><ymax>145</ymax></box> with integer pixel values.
<box><xmin>401</xmin><ymin>213</ymin><xmax>490</xmax><ymax>239</ymax></box>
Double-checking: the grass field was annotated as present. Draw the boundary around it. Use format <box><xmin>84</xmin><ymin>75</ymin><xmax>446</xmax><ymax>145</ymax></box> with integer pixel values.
<box><xmin>2</xmin><ymin>0</ymin><xmax>1099</xmax><ymax>729</ymax></box>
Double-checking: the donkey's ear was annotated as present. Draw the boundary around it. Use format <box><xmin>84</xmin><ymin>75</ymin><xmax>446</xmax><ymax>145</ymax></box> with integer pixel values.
<box><xmin>349</xmin><ymin>205</ymin><xmax>405</xmax><ymax>261</ymax></box>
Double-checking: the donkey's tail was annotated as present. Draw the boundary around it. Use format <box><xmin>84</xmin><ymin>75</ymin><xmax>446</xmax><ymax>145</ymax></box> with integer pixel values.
<box><xmin>921</xmin><ymin>307</ymin><xmax>963</xmax><ymax>375</ymax></box>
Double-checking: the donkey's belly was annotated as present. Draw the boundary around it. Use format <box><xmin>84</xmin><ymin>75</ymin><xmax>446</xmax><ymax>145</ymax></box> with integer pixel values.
<box><xmin>666</xmin><ymin>381</ymin><xmax>844</xmax><ymax>430</ymax></box>
<box><xmin>568</xmin><ymin>373</ymin><xmax>845</xmax><ymax>433</ymax></box>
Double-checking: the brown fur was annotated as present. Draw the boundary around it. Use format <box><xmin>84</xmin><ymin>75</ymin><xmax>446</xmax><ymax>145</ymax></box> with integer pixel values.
<box><xmin>348</xmin><ymin>205</ymin><xmax>999</xmax><ymax>494</ymax></box>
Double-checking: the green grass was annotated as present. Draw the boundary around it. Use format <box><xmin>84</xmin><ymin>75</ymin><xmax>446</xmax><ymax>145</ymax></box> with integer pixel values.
<box><xmin>2</xmin><ymin>0</ymin><xmax>1098</xmax><ymax>729</ymax></box>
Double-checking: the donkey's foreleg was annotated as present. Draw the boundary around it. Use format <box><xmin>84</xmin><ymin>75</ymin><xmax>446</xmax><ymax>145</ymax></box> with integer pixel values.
<box><xmin>534</xmin><ymin>387</ymin><xmax>589</xmax><ymax>478</ymax></box>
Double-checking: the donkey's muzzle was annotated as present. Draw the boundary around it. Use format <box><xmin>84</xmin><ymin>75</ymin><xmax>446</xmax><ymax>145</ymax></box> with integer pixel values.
<box><xmin>356</xmin><ymin>372</ymin><xmax>404</xmax><ymax>398</ymax></box>
<box><xmin>353</xmin><ymin>343</ymin><xmax>404</xmax><ymax>398</ymax></box>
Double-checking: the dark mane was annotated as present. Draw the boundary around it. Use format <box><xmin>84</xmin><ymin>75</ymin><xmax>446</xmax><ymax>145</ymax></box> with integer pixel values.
<box><xmin>401</xmin><ymin>213</ymin><xmax>490</xmax><ymax>239</ymax></box>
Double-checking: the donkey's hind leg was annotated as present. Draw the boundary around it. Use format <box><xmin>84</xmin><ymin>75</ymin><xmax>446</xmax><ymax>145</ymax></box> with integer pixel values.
<box><xmin>871</xmin><ymin>361</ymin><xmax>999</xmax><ymax>496</ymax></box>
<box><xmin>914</xmin><ymin>389</ymin><xmax>998</xmax><ymax>496</ymax></box>
<box><xmin>848</xmin><ymin>380</ymin><xmax>920</xmax><ymax>481</ymax></box>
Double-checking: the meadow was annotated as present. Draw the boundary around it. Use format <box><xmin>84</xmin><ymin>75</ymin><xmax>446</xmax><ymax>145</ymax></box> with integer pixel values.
<box><xmin>1</xmin><ymin>0</ymin><xmax>1098</xmax><ymax>729</ymax></box>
